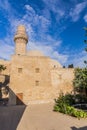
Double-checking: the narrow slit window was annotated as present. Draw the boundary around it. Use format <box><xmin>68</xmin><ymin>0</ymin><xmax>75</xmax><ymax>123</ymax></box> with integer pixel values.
<box><xmin>18</xmin><ymin>68</ymin><xmax>22</xmax><ymax>73</ymax></box>
<box><xmin>35</xmin><ymin>81</ymin><xmax>39</xmax><ymax>86</ymax></box>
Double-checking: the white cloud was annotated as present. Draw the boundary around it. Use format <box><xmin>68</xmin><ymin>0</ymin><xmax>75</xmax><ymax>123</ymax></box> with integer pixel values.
<box><xmin>24</xmin><ymin>4</ymin><xmax>50</xmax><ymax>25</ymax></box>
<box><xmin>10</xmin><ymin>4</ymin><xmax>51</xmax><ymax>41</ymax></box>
<box><xmin>67</xmin><ymin>51</ymin><xmax>87</xmax><ymax>67</ymax></box>
<box><xmin>0</xmin><ymin>1</ymin><xmax>64</xmax><ymax>63</ymax></box>
<box><xmin>25</xmin><ymin>5</ymin><xmax>35</xmax><ymax>15</ymax></box>
<box><xmin>69</xmin><ymin>2</ymin><xmax>87</xmax><ymax>22</ymax></box>
<box><xmin>0</xmin><ymin>0</ymin><xmax>86</xmax><ymax>68</ymax></box>
<box><xmin>73</xmin><ymin>57</ymin><xmax>87</xmax><ymax>68</ymax></box>
<box><xmin>84</xmin><ymin>14</ymin><xmax>87</xmax><ymax>22</ymax></box>
<box><xmin>42</xmin><ymin>0</ymin><xmax>65</xmax><ymax>22</ymax></box>
<box><xmin>0</xmin><ymin>42</ymin><xmax>14</xmax><ymax>59</ymax></box>
<box><xmin>52</xmin><ymin>51</ymin><xmax>68</xmax><ymax>64</ymax></box>
<box><xmin>0</xmin><ymin>1</ymin><xmax>10</xmax><ymax>11</ymax></box>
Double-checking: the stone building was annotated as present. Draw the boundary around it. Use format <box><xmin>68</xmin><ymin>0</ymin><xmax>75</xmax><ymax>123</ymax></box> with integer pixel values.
<box><xmin>0</xmin><ymin>25</ymin><xmax>74</xmax><ymax>105</ymax></box>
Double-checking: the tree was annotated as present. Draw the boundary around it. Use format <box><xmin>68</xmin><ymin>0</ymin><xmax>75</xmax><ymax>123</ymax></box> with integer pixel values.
<box><xmin>73</xmin><ymin>28</ymin><xmax>87</xmax><ymax>96</ymax></box>
<box><xmin>68</xmin><ymin>64</ymin><xmax>74</xmax><ymax>68</ymax></box>
<box><xmin>84</xmin><ymin>27</ymin><xmax>87</xmax><ymax>65</ymax></box>
<box><xmin>73</xmin><ymin>68</ymin><xmax>87</xmax><ymax>96</ymax></box>
<box><xmin>63</xmin><ymin>66</ymin><xmax>65</xmax><ymax>68</ymax></box>
<box><xmin>0</xmin><ymin>65</ymin><xmax>6</xmax><ymax>74</ymax></box>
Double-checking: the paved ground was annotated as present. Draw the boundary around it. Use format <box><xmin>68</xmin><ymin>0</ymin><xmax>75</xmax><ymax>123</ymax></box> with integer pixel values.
<box><xmin>17</xmin><ymin>103</ymin><xmax>87</xmax><ymax>130</ymax></box>
<box><xmin>0</xmin><ymin>103</ymin><xmax>87</xmax><ymax>130</ymax></box>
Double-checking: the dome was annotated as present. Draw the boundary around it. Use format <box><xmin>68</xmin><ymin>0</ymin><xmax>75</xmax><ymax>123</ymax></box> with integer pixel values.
<box><xmin>50</xmin><ymin>59</ymin><xmax>62</xmax><ymax>68</ymax></box>
<box><xmin>27</xmin><ymin>50</ymin><xmax>44</xmax><ymax>56</ymax></box>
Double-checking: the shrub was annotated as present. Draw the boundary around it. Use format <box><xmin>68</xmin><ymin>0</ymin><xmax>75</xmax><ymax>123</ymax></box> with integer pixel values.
<box><xmin>73</xmin><ymin>68</ymin><xmax>87</xmax><ymax>96</ymax></box>
<box><xmin>54</xmin><ymin>93</ymin><xmax>87</xmax><ymax>119</ymax></box>
<box><xmin>55</xmin><ymin>92</ymin><xmax>74</xmax><ymax>106</ymax></box>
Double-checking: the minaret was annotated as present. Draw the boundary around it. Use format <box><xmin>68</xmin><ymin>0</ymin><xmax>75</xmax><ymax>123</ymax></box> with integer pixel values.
<box><xmin>14</xmin><ymin>25</ymin><xmax>28</xmax><ymax>55</ymax></box>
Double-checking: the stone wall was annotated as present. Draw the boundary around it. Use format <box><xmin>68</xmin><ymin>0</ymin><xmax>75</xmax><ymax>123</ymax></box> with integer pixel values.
<box><xmin>10</xmin><ymin>55</ymin><xmax>53</xmax><ymax>104</ymax></box>
<box><xmin>51</xmin><ymin>68</ymin><xmax>74</xmax><ymax>98</ymax></box>
<box><xmin>9</xmin><ymin>55</ymin><xmax>74</xmax><ymax>105</ymax></box>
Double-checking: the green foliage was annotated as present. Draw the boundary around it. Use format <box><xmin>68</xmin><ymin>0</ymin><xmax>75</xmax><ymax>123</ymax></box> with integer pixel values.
<box><xmin>74</xmin><ymin>94</ymin><xmax>87</xmax><ymax>104</ymax></box>
<box><xmin>68</xmin><ymin>64</ymin><xmax>74</xmax><ymax>68</ymax></box>
<box><xmin>55</xmin><ymin>92</ymin><xmax>74</xmax><ymax>106</ymax></box>
<box><xmin>73</xmin><ymin>68</ymin><xmax>87</xmax><ymax>95</ymax></box>
<box><xmin>64</xmin><ymin>106</ymin><xmax>87</xmax><ymax>119</ymax></box>
<box><xmin>0</xmin><ymin>65</ymin><xmax>6</xmax><ymax>73</ymax></box>
<box><xmin>54</xmin><ymin>93</ymin><xmax>87</xmax><ymax>119</ymax></box>
<box><xmin>63</xmin><ymin>66</ymin><xmax>65</xmax><ymax>68</ymax></box>
<box><xmin>84</xmin><ymin>27</ymin><xmax>87</xmax><ymax>64</ymax></box>
<box><xmin>72</xmin><ymin>27</ymin><xmax>87</xmax><ymax>95</ymax></box>
<box><xmin>56</xmin><ymin>27</ymin><xmax>87</xmax><ymax>118</ymax></box>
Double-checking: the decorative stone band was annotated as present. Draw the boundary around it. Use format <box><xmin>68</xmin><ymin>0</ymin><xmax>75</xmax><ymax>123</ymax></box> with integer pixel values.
<box><xmin>14</xmin><ymin>34</ymin><xmax>28</xmax><ymax>43</ymax></box>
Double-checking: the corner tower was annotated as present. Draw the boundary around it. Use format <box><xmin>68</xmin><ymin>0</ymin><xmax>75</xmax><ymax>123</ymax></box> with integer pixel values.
<box><xmin>14</xmin><ymin>25</ymin><xmax>28</xmax><ymax>55</ymax></box>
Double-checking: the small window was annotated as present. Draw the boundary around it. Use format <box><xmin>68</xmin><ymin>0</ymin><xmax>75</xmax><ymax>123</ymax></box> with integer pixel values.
<box><xmin>54</xmin><ymin>65</ymin><xmax>56</xmax><ymax>68</ymax></box>
<box><xmin>35</xmin><ymin>81</ymin><xmax>39</xmax><ymax>86</ymax></box>
<box><xmin>54</xmin><ymin>65</ymin><xmax>57</xmax><ymax>68</ymax></box>
<box><xmin>35</xmin><ymin>68</ymin><xmax>40</xmax><ymax>73</ymax></box>
<box><xmin>59</xmin><ymin>74</ymin><xmax>62</xmax><ymax>79</ymax></box>
<box><xmin>18</xmin><ymin>68</ymin><xmax>22</xmax><ymax>73</ymax></box>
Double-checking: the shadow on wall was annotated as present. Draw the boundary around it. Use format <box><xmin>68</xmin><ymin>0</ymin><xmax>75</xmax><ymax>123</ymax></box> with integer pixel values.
<box><xmin>0</xmin><ymin>75</ymin><xmax>9</xmax><ymax>105</ymax></box>
<box><xmin>0</xmin><ymin>74</ymin><xmax>25</xmax><ymax>105</ymax></box>
<box><xmin>0</xmin><ymin>74</ymin><xmax>26</xmax><ymax>130</ymax></box>
<box><xmin>71</xmin><ymin>126</ymin><xmax>87</xmax><ymax>130</ymax></box>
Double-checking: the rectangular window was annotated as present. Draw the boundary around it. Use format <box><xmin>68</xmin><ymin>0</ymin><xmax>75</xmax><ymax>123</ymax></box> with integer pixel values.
<box><xmin>35</xmin><ymin>68</ymin><xmax>40</xmax><ymax>73</ymax></box>
<box><xmin>18</xmin><ymin>68</ymin><xmax>22</xmax><ymax>73</ymax></box>
<box><xmin>35</xmin><ymin>80</ymin><xmax>39</xmax><ymax>86</ymax></box>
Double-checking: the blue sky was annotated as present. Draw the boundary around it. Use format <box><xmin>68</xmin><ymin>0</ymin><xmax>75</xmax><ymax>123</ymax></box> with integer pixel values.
<box><xmin>0</xmin><ymin>0</ymin><xmax>87</xmax><ymax>67</ymax></box>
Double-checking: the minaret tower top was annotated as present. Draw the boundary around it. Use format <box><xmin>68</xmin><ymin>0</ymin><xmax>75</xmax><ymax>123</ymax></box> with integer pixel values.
<box><xmin>14</xmin><ymin>25</ymin><xmax>28</xmax><ymax>55</ymax></box>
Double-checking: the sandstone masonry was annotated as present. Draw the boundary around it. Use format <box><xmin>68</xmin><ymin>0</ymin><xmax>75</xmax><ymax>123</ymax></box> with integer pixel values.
<box><xmin>0</xmin><ymin>25</ymin><xmax>74</xmax><ymax>105</ymax></box>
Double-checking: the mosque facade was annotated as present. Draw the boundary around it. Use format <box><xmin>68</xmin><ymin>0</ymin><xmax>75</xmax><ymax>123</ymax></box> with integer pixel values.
<box><xmin>0</xmin><ymin>25</ymin><xmax>74</xmax><ymax>105</ymax></box>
